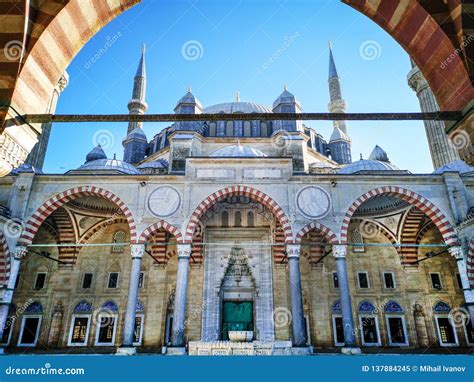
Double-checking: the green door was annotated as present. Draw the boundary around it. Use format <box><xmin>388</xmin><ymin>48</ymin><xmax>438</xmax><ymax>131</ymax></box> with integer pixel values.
<box><xmin>222</xmin><ymin>301</ymin><xmax>253</xmax><ymax>340</ymax></box>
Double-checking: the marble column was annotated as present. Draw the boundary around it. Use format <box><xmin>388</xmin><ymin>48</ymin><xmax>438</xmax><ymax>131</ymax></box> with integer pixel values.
<box><xmin>170</xmin><ymin>244</ymin><xmax>192</xmax><ymax>347</ymax></box>
<box><xmin>333</xmin><ymin>245</ymin><xmax>357</xmax><ymax>347</ymax></box>
<box><xmin>0</xmin><ymin>246</ymin><xmax>27</xmax><ymax>347</ymax></box>
<box><xmin>120</xmin><ymin>244</ymin><xmax>144</xmax><ymax>351</ymax></box>
<box><xmin>449</xmin><ymin>246</ymin><xmax>474</xmax><ymax>329</ymax></box>
<box><xmin>286</xmin><ymin>244</ymin><xmax>307</xmax><ymax>347</ymax></box>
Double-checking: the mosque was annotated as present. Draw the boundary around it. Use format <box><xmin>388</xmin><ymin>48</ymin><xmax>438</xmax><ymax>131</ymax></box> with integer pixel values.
<box><xmin>0</xmin><ymin>45</ymin><xmax>472</xmax><ymax>355</ymax></box>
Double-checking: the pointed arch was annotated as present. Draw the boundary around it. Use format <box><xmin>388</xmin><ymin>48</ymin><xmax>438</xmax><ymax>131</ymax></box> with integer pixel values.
<box><xmin>138</xmin><ymin>220</ymin><xmax>183</xmax><ymax>243</ymax></box>
<box><xmin>19</xmin><ymin>186</ymin><xmax>137</xmax><ymax>246</ymax></box>
<box><xmin>340</xmin><ymin>187</ymin><xmax>458</xmax><ymax>246</ymax></box>
<box><xmin>295</xmin><ymin>222</ymin><xmax>338</xmax><ymax>244</ymax></box>
<box><xmin>184</xmin><ymin>185</ymin><xmax>293</xmax><ymax>243</ymax></box>
<box><xmin>0</xmin><ymin>230</ymin><xmax>10</xmax><ymax>287</ymax></box>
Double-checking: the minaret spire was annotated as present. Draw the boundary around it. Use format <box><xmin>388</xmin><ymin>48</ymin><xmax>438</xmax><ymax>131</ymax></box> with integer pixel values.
<box><xmin>123</xmin><ymin>46</ymin><xmax>148</xmax><ymax>163</ymax></box>
<box><xmin>327</xmin><ymin>42</ymin><xmax>351</xmax><ymax>164</ymax></box>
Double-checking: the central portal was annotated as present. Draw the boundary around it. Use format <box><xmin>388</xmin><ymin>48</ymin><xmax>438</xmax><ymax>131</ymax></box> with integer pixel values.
<box><xmin>222</xmin><ymin>301</ymin><xmax>254</xmax><ymax>340</ymax></box>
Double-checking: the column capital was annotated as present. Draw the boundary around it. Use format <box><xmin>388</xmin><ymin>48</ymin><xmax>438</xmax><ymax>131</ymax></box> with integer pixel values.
<box><xmin>332</xmin><ymin>244</ymin><xmax>347</xmax><ymax>259</ymax></box>
<box><xmin>448</xmin><ymin>246</ymin><xmax>464</xmax><ymax>260</ymax></box>
<box><xmin>286</xmin><ymin>244</ymin><xmax>301</xmax><ymax>259</ymax></box>
<box><xmin>176</xmin><ymin>244</ymin><xmax>192</xmax><ymax>259</ymax></box>
<box><xmin>130</xmin><ymin>244</ymin><xmax>145</xmax><ymax>259</ymax></box>
<box><xmin>13</xmin><ymin>246</ymin><xmax>28</xmax><ymax>260</ymax></box>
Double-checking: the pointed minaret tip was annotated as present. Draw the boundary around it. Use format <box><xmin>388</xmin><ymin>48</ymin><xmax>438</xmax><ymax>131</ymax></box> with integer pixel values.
<box><xmin>142</xmin><ymin>43</ymin><xmax>146</xmax><ymax>54</ymax></box>
<box><xmin>328</xmin><ymin>40</ymin><xmax>333</xmax><ymax>50</ymax></box>
<box><xmin>235</xmin><ymin>91</ymin><xmax>240</xmax><ymax>102</ymax></box>
<box><xmin>135</xmin><ymin>45</ymin><xmax>146</xmax><ymax>78</ymax></box>
<box><xmin>328</xmin><ymin>41</ymin><xmax>338</xmax><ymax>79</ymax></box>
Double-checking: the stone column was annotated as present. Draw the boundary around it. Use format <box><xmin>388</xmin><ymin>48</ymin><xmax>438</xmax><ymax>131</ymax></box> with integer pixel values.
<box><xmin>449</xmin><ymin>246</ymin><xmax>474</xmax><ymax>329</ymax></box>
<box><xmin>170</xmin><ymin>244</ymin><xmax>191</xmax><ymax>348</ymax></box>
<box><xmin>286</xmin><ymin>244</ymin><xmax>307</xmax><ymax>347</ymax></box>
<box><xmin>118</xmin><ymin>244</ymin><xmax>144</xmax><ymax>354</ymax></box>
<box><xmin>333</xmin><ymin>245</ymin><xmax>358</xmax><ymax>349</ymax></box>
<box><xmin>0</xmin><ymin>246</ymin><xmax>27</xmax><ymax>348</ymax></box>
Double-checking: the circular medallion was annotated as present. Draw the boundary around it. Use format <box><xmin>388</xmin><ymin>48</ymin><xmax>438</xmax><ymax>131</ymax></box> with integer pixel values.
<box><xmin>147</xmin><ymin>186</ymin><xmax>181</xmax><ymax>217</ymax></box>
<box><xmin>296</xmin><ymin>186</ymin><xmax>331</xmax><ymax>219</ymax></box>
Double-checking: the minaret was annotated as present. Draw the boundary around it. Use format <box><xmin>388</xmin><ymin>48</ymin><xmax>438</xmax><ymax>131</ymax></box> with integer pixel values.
<box><xmin>407</xmin><ymin>62</ymin><xmax>459</xmax><ymax>169</ymax></box>
<box><xmin>123</xmin><ymin>45</ymin><xmax>148</xmax><ymax>164</ymax></box>
<box><xmin>328</xmin><ymin>41</ymin><xmax>348</xmax><ymax>134</ymax></box>
<box><xmin>328</xmin><ymin>42</ymin><xmax>351</xmax><ymax>164</ymax></box>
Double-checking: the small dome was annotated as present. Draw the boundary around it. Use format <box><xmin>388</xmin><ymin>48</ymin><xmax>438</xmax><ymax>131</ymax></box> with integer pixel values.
<box><xmin>204</xmin><ymin>102</ymin><xmax>272</xmax><ymax>114</ymax></box>
<box><xmin>210</xmin><ymin>145</ymin><xmax>267</xmax><ymax>158</ymax></box>
<box><xmin>176</xmin><ymin>91</ymin><xmax>202</xmax><ymax>108</ymax></box>
<box><xmin>273</xmin><ymin>88</ymin><xmax>297</xmax><ymax>108</ymax></box>
<box><xmin>433</xmin><ymin>160</ymin><xmax>474</xmax><ymax>175</ymax></box>
<box><xmin>137</xmin><ymin>159</ymin><xmax>169</xmax><ymax>169</ymax></box>
<box><xmin>330</xmin><ymin>126</ymin><xmax>350</xmax><ymax>142</ymax></box>
<box><xmin>369</xmin><ymin>145</ymin><xmax>389</xmax><ymax>162</ymax></box>
<box><xmin>74</xmin><ymin>158</ymin><xmax>140</xmax><ymax>175</ymax></box>
<box><xmin>85</xmin><ymin>145</ymin><xmax>107</xmax><ymax>162</ymax></box>
<box><xmin>10</xmin><ymin>163</ymin><xmax>43</xmax><ymax>175</ymax></box>
<box><xmin>338</xmin><ymin>159</ymin><xmax>400</xmax><ymax>174</ymax></box>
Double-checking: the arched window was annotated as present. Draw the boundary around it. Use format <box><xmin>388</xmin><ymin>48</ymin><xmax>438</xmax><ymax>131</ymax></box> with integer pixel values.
<box><xmin>18</xmin><ymin>302</ymin><xmax>43</xmax><ymax>347</ymax></box>
<box><xmin>234</xmin><ymin>211</ymin><xmax>242</xmax><ymax>227</ymax></box>
<box><xmin>247</xmin><ymin>211</ymin><xmax>254</xmax><ymax>227</ymax></box>
<box><xmin>243</xmin><ymin>121</ymin><xmax>251</xmax><ymax>137</ymax></box>
<box><xmin>221</xmin><ymin>211</ymin><xmax>229</xmax><ymax>227</ymax></box>
<box><xmin>95</xmin><ymin>301</ymin><xmax>119</xmax><ymax>346</ymax></box>
<box><xmin>351</xmin><ymin>229</ymin><xmax>365</xmax><ymax>253</ymax></box>
<box><xmin>384</xmin><ymin>301</ymin><xmax>408</xmax><ymax>346</ymax></box>
<box><xmin>226</xmin><ymin>121</ymin><xmax>233</xmax><ymax>137</ymax></box>
<box><xmin>69</xmin><ymin>300</ymin><xmax>93</xmax><ymax>347</ymax></box>
<box><xmin>135</xmin><ymin>300</ymin><xmax>145</xmax><ymax>345</ymax></box>
<box><xmin>358</xmin><ymin>301</ymin><xmax>380</xmax><ymax>346</ymax></box>
<box><xmin>331</xmin><ymin>300</ymin><xmax>344</xmax><ymax>346</ymax></box>
<box><xmin>432</xmin><ymin>301</ymin><xmax>459</xmax><ymax>346</ymax></box>
<box><xmin>112</xmin><ymin>230</ymin><xmax>126</xmax><ymax>253</ymax></box>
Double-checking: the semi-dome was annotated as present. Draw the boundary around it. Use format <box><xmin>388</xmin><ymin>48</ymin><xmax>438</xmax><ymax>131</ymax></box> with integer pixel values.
<box><xmin>338</xmin><ymin>159</ymin><xmax>400</xmax><ymax>174</ymax></box>
<box><xmin>433</xmin><ymin>160</ymin><xmax>474</xmax><ymax>175</ymax></box>
<box><xmin>73</xmin><ymin>158</ymin><xmax>140</xmax><ymax>175</ymax></box>
<box><xmin>203</xmin><ymin>102</ymin><xmax>272</xmax><ymax>114</ymax></box>
<box><xmin>210</xmin><ymin>145</ymin><xmax>267</xmax><ymax>158</ymax></box>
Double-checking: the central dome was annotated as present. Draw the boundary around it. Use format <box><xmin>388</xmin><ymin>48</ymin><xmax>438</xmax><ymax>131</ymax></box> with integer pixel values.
<box><xmin>203</xmin><ymin>102</ymin><xmax>272</xmax><ymax>114</ymax></box>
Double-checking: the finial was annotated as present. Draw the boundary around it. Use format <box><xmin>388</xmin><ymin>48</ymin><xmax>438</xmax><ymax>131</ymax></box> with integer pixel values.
<box><xmin>235</xmin><ymin>91</ymin><xmax>240</xmax><ymax>102</ymax></box>
<box><xmin>113</xmin><ymin>153</ymin><xmax>117</xmax><ymax>160</ymax></box>
<box><xmin>360</xmin><ymin>153</ymin><xmax>363</xmax><ymax>160</ymax></box>
<box><xmin>187</xmin><ymin>85</ymin><xmax>192</xmax><ymax>93</ymax></box>
<box><xmin>328</xmin><ymin>40</ymin><xmax>333</xmax><ymax>49</ymax></box>
<box><xmin>284</xmin><ymin>84</ymin><xmax>288</xmax><ymax>91</ymax></box>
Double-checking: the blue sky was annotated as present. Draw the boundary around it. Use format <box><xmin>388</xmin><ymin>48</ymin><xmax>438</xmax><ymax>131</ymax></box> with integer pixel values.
<box><xmin>45</xmin><ymin>0</ymin><xmax>433</xmax><ymax>173</ymax></box>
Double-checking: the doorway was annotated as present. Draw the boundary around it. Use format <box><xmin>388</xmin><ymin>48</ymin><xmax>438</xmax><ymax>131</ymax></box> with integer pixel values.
<box><xmin>222</xmin><ymin>301</ymin><xmax>253</xmax><ymax>340</ymax></box>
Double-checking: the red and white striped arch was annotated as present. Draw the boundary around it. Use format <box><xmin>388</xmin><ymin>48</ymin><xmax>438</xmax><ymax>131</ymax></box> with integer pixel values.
<box><xmin>184</xmin><ymin>185</ymin><xmax>293</xmax><ymax>243</ymax></box>
<box><xmin>340</xmin><ymin>186</ymin><xmax>458</xmax><ymax>246</ymax></box>
<box><xmin>19</xmin><ymin>186</ymin><xmax>138</xmax><ymax>246</ymax></box>
<box><xmin>295</xmin><ymin>222</ymin><xmax>338</xmax><ymax>244</ymax></box>
<box><xmin>468</xmin><ymin>238</ymin><xmax>474</xmax><ymax>288</ymax></box>
<box><xmin>0</xmin><ymin>230</ymin><xmax>10</xmax><ymax>287</ymax></box>
<box><xmin>138</xmin><ymin>220</ymin><xmax>183</xmax><ymax>244</ymax></box>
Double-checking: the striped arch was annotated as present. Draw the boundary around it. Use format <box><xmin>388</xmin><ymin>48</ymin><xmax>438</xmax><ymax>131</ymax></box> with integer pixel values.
<box><xmin>184</xmin><ymin>186</ymin><xmax>293</xmax><ymax>243</ymax></box>
<box><xmin>51</xmin><ymin>207</ymin><xmax>77</xmax><ymax>265</ymax></box>
<box><xmin>19</xmin><ymin>186</ymin><xmax>137</xmax><ymax>246</ymax></box>
<box><xmin>399</xmin><ymin>207</ymin><xmax>426</xmax><ymax>265</ymax></box>
<box><xmin>0</xmin><ymin>230</ymin><xmax>10</xmax><ymax>287</ymax></box>
<box><xmin>138</xmin><ymin>220</ymin><xmax>183</xmax><ymax>244</ymax></box>
<box><xmin>295</xmin><ymin>222</ymin><xmax>338</xmax><ymax>244</ymax></box>
<box><xmin>468</xmin><ymin>238</ymin><xmax>474</xmax><ymax>288</ymax></box>
<box><xmin>340</xmin><ymin>187</ymin><xmax>458</xmax><ymax>247</ymax></box>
